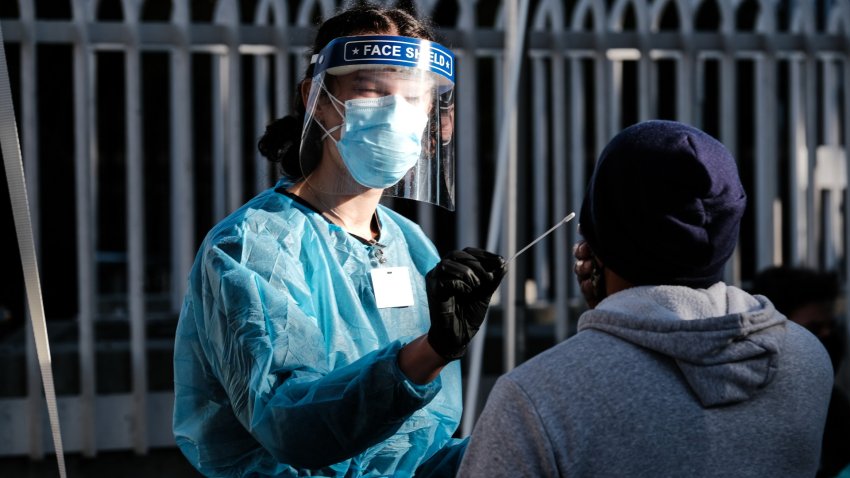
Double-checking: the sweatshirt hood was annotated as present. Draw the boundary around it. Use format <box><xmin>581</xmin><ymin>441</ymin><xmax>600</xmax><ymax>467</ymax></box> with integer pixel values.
<box><xmin>578</xmin><ymin>283</ymin><xmax>786</xmax><ymax>407</ymax></box>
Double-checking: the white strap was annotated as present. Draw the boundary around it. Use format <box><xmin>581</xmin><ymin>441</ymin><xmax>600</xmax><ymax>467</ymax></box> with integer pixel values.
<box><xmin>0</xmin><ymin>22</ymin><xmax>67</xmax><ymax>478</ymax></box>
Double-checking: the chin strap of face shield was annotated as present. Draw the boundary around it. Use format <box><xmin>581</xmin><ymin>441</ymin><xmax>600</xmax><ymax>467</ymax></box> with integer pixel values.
<box><xmin>0</xmin><ymin>23</ymin><xmax>67</xmax><ymax>478</ymax></box>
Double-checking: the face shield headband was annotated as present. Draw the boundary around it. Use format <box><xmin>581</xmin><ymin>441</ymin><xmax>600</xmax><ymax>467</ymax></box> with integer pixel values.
<box><xmin>300</xmin><ymin>35</ymin><xmax>457</xmax><ymax>210</ymax></box>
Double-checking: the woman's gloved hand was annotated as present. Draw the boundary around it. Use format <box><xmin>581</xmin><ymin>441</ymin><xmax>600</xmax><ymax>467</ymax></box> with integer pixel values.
<box><xmin>426</xmin><ymin>247</ymin><xmax>507</xmax><ymax>361</ymax></box>
<box><xmin>573</xmin><ymin>240</ymin><xmax>605</xmax><ymax>309</ymax></box>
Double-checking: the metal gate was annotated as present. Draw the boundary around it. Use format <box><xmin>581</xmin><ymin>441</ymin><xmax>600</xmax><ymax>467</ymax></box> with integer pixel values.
<box><xmin>1</xmin><ymin>0</ymin><xmax>848</xmax><ymax>458</ymax></box>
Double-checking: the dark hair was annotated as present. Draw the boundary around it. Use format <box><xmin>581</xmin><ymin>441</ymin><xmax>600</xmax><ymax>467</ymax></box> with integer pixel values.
<box><xmin>257</xmin><ymin>2</ymin><xmax>437</xmax><ymax>180</ymax></box>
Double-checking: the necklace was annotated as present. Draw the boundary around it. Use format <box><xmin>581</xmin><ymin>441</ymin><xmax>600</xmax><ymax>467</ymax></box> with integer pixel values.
<box><xmin>302</xmin><ymin>182</ymin><xmax>387</xmax><ymax>264</ymax></box>
<box><xmin>302</xmin><ymin>181</ymin><xmax>383</xmax><ymax>245</ymax></box>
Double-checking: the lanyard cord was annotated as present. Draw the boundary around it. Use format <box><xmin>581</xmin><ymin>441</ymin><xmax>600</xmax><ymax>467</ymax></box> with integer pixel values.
<box><xmin>0</xmin><ymin>22</ymin><xmax>67</xmax><ymax>478</ymax></box>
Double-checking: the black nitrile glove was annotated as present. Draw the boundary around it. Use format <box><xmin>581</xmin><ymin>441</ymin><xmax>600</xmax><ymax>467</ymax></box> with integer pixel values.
<box><xmin>426</xmin><ymin>247</ymin><xmax>508</xmax><ymax>361</ymax></box>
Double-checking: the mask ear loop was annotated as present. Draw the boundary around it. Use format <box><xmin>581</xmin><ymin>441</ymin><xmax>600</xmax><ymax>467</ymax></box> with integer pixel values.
<box><xmin>315</xmin><ymin>120</ymin><xmax>342</xmax><ymax>142</ymax></box>
<box><xmin>315</xmin><ymin>82</ymin><xmax>347</xmax><ymax>141</ymax></box>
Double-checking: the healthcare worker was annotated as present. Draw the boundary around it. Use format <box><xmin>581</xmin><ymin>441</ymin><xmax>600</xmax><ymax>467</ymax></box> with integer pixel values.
<box><xmin>172</xmin><ymin>4</ymin><xmax>506</xmax><ymax>478</ymax></box>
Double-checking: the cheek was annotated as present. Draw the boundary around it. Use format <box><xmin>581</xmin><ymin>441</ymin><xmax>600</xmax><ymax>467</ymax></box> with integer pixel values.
<box><xmin>315</xmin><ymin>103</ymin><xmax>344</xmax><ymax>130</ymax></box>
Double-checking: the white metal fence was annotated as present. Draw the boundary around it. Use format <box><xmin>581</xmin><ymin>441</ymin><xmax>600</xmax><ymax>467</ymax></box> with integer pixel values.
<box><xmin>1</xmin><ymin>0</ymin><xmax>849</xmax><ymax>458</ymax></box>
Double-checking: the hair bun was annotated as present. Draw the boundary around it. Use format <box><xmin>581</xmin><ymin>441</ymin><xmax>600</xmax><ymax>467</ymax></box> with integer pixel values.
<box><xmin>258</xmin><ymin>115</ymin><xmax>302</xmax><ymax>164</ymax></box>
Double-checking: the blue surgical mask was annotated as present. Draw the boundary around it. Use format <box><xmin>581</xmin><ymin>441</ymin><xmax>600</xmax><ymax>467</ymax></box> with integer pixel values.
<box><xmin>319</xmin><ymin>89</ymin><xmax>428</xmax><ymax>189</ymax></box>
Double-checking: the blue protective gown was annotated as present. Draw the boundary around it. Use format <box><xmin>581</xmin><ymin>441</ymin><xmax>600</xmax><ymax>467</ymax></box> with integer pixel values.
<box><xmin>173</xmin><ymin>182</ymin><xmax>463</xmax><ymax>477</ymax></box>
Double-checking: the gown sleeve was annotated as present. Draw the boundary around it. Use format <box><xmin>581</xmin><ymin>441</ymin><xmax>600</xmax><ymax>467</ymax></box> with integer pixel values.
<box><xmin>188</xmin><ymin>239</ymin><xmax>441</xmax><ymax>470</ymax></box>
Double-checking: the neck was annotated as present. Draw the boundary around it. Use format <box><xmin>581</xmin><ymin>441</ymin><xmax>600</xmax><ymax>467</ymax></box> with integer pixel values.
<box><xmin>604</xmin><ymin>268</ymin><xmax>634</xmax><ymax>297</ymax></box>
<box><xmin>290</xmin><ymin>179</ymin><xmax>382</xmax><ymax>240</ymax></box>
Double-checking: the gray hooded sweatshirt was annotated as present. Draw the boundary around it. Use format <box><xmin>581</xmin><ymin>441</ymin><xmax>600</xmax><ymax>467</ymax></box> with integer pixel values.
<box><xmin>458</xmin><ymin>283</ymin><xmax>833</xmax><ymax>477</ymax></box>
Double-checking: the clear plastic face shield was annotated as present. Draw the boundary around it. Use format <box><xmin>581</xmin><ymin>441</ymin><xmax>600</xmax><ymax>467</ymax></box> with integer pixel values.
<box><xmin>300</xmin><ymin>35</ymin><xmax>457</xmax><ymax>210</ymax></box>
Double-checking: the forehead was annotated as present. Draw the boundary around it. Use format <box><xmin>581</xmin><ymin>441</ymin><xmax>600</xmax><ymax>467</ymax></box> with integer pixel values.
<box><xmin>333</xmin><ymin>67</ymin><xmax>435</xmax><ymax>91</ymax></box>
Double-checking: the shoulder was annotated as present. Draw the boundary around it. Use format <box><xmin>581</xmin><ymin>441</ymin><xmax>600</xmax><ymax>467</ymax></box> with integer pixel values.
<box><xmin>782</xmin><ymin>320</ymin><xmax>834</xmax><ymax>377</ymax></box>
<box><xmin>496</xmin><ymin>334</ymin><xmax>592</xmax><ymax>402</ymax></box>
<box><xmin>511</xmin><ymin>329</ymin><xmax>630</xmax><ymax>377</ymax></box>
<box><xmin>501</xmin><ymin>327</ymin><xmax>665</xmax><ymax>413</ymax></box>
<box><xmin>191</xmin><ymin>189</ymin><xmax>321</xmax><ymax>284</ymax></box>
<box><xmin>204</xmin><ymin>189</ymin><xmax>306</xmax><ymax>255</ymax></box>
<box><xmin>377</xmin><ymin>205</ymin><xmax>439</xmax><ymax>262</ymax></box>
<box><xmin>470</xmin><ymin>374</ymin><xmax>549</xmax><ymax>446</ymax></box>
<box><xmin>377</xmin><ymin>205</ymin><xmax>427</xmax><ymax>237</ymax></box>
<box><xmin>480</xmin><ymin>374</ymin><xmax>542</xmax><ymax>429</ymax></box>
<box><xmin>461</xmin><ymin>369</ymin><xmax>561</xmax><ymax>476</ymax></box>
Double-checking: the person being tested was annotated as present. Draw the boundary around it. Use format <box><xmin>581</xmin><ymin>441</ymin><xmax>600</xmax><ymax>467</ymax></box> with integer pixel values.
<box><xmin>172</xmin><ymin>4</ymin><xmax>506</xmax><ymax>477</ymax></box>
<box><xmin>458</xmin><ymin>120</ymin><xmax>832</xmax><ymax>477</ymax></box>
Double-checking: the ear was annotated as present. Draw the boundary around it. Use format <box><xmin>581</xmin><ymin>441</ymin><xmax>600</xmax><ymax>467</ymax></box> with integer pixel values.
<box><xmin>300</xmin><ymin>79</ymin><xmax>312</xmax><ymax>109</ymax></box>
<box><xmin>302</xmin><ymin>79</ymin><xmax>328</xmax><ymax>123</ymax></box>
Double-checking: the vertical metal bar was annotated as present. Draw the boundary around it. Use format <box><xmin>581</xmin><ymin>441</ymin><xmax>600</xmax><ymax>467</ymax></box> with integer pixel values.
<box><xmin>488</xmin><ymin>54</ymin><xmax>504</xmax><ymax>242</ymax></box>
<box><xmin>773</xmin><ymin>197</ymin><xmax>783</xmax><ymax>266</ymax></box>
<box><xmin>123</xmin><ymin>4</ymin><xmax>148</xmax><ymax>454</ymax></box>
<box><xmin>254</xmin><ymin>53</ymin><xmax>271</xmax><ymax>193</ymax></box>
<box><xmin>805</xmin><ymin>55</ymin><xmax>818</xmax><ymax>266</ymax></box>
<box><xmin>212</xmin><ymin>57</ymin><xmax>226</xmax><ymax>221</ymax></box>
<box><xmin>638</xmin><ymin>34</ymin><xmax>651</xmax><ymax>121</ymax></box>
<box><xmin>719</xmin><ymin>44</ymin><xmax>737</xmax><ymax>161</ymax></box>
<box><xmin>526</xmin><ymin>0</ymin><xmax>565</xmax><ymax>330</ymax></box>
<box><xmin>609</xmin><ymin>57</ymin><xmax>621</xmax><ymax>132</ymax></box>
<box><xmin>18</xmin><ymin>0</ymin><xmax>43</xmax><ymax>459</ymax></box>
<box><xmin>219</xmin><ymin>0</ymin><xmax>243</xmax><ymax>213</ymax></box>
<box><xmin>789</xmin><ymin>57</ymin><xmax>805</xmax><ymax>266</ymax></box>
<box><xmin>464</xmin><ymin>0</ymin><xmax>531</xmax><ymax>434</ymax></box>
<box><xmin>823</xmin><ymin>58</ymin><xmax>842</xmax><ymax>268</ymax></box>
<box><xmin>252</xmin><ymin>0</ymin><xmax>271</xmax><ymax>194</ymax></box>
<box><xmin>567</xmin><ymin>55</ymin><xmax>587</xmax><ymax>341</ymax></box>
<box><xmin>695</xmin><ymin>55</ymin><xmax>705</xmax><ymax>128</ymax></box>
<box><xmin>455</xmin><ymin>44</ymin><xmax>479</xmax><ymax>249</ymax></box>
<box><xmin>458</xmin><ymin>0</ymin><xmax>482</xmax><ymax>438</ymax></box>
<box><xmin>824</xmin><ymin>58</ymin><xmax>840</xmax><ymax>147</ymax></box>
<box><xmin>594</xmin><ymin>38</ymin><xmax>609</xmax><ymax>158</ymax></box>
<box><xmin>170</xmin><ymin>0</ymin><xmax>194</xmax><ymax>311</ymax></box>
<box><xmin>720</xmin><ymin>41</ymin><xmax>740</xmax><ymax>283</ymax></box>
<box><xmin>531</xmin><ymin>58</ymin><xmax>549</xmax><ymax>300</ymax></box>
<box><xmin>254</xmin><ymin>0</ymin><xmax>290</xmax><ymax>192</ymax></box>
<box><xmin>272</xmin><ymin>0</ymin><xmax>291</xmax><ymax>123</ymax></box>
<box><xmin>822</xmin><ymin>189</ymin><xmax>835</xmax><ymax>268</ymax></box>
<box><xmin>503</xmin><ymin>0</ymin><xmax>519</xmax><ymax>373</ymax></box>
<box><xmin>755</xmin><ymin>53</ymin><xmax>778</xmax><ymax>270</ymax></box>
<box><xmin>453</xmin><ymin>0</ymin><xmax>480</xmax><ymax>260</ymax></box>
<box><xmin>648</xmin><ymin>51</ymin><xmax>659</xmax><ymax>120</ymax></box>
<box><xmin>71</xmin><ymin>0</ymin><xmax>97</xmax><ymax>457</ymax></box>
<box><xmin>677</xmin><ymin>52</ymin><xmax>693</xmax><ymax>125</ymax></box>
<box><xmin>550</xmin><ymin>46</ymin><xmax>569</xmax><ymax>343</ymax></box>
<box><xmin>19</xmin><ymin>0</ymin><xmax>37</xmax><ymax>249</ymax></box>
<box><xmin>211</xmin><ymin>0</ymin><xmax>240</xmax><ymax>222</ymax></box>
<box><xmin>842</xmin><ymin>52</ymin><xmax>850</xmax><ymax>392</ymax></box>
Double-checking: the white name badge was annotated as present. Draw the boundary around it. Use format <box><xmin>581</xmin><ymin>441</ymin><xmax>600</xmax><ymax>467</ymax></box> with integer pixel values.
<box><xmin>370</xmin><ymin>267</ymin><xmax>415</xmax><ymax>308</ymax></box>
